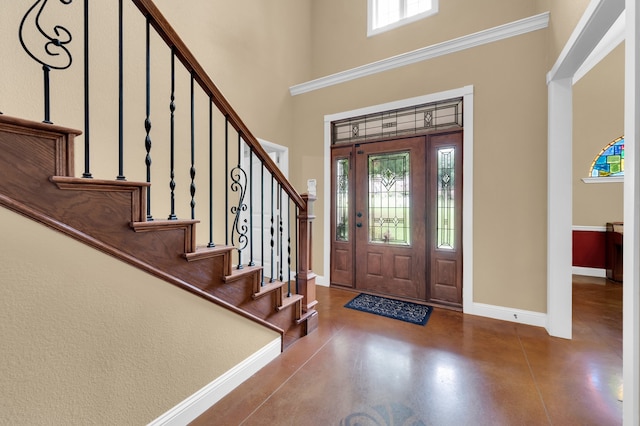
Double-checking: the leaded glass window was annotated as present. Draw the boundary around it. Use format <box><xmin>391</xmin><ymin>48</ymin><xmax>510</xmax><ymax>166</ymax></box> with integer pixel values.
<box><xmin>332</xmin><ymin>97</ymin><xmax>462</xmax><ymax>145</ymax></box>
<box><xmin>437</xmin><ymin>147</ymin><xmax>455</xmax><ymax>249</ymax></box>
<box><xmin>590</xmin><ymin>136</ymin><xmax>625</xmax><ymax>177</ymax></box>
<box><xmin>336</xmin><ymin>158</ymin><xmax>350</xmax><ymax>241</ymax></box>
<box><xmin>368</xmin><ymin>152</ymin><xmax>410</xmax><ymax>245</ymax></box>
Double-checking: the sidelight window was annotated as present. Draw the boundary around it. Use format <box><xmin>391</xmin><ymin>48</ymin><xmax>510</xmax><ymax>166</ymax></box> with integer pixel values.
<box><xmin>336</xmin><ymin>157</ymin><xmax>350</xmax><ymax>241</ymax></box>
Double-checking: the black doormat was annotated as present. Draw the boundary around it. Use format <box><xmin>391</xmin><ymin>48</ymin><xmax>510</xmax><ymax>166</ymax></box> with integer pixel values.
<box><xmin>344</xmin><ymin>293</ymin><xmax>433</xmax><ymax>326</ymax></box>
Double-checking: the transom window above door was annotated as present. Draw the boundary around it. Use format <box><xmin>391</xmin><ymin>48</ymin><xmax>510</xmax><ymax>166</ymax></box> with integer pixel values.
<box><xmin>368</xmin><ymin>0</ymin><xmax>439</xmax><ymax>36</ymax></box>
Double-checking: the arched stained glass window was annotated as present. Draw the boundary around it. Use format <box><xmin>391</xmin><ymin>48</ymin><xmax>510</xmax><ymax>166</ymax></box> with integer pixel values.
<box><xmin>589</xmin><ymin>136</ymin><xmax>625</xmax><ymax>177</ymax></box>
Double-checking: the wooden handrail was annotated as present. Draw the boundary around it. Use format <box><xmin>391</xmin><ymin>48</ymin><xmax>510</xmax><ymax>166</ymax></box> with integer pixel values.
<box><xmin>130</xmin><ymin>0</ymin><xmax>306</xmax><ymax>210</ymax></box>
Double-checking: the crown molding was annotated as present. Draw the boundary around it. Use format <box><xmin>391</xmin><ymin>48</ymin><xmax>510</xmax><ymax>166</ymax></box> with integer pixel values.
<box><xmin>290</xmin><ymin>12</ymin><xmax>549</xmax><ymax>96</ymax></box>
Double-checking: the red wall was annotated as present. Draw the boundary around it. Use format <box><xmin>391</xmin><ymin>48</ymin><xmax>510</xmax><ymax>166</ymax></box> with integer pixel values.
<box><xmin>572</xmin><ymin>230</ymin><xmax>606</xmax><ymax>268</ymax></box>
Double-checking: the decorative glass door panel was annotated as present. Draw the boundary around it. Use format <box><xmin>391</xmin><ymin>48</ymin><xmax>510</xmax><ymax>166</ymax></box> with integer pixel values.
<box><xmin>368</xmin><ymin>152</ymin><xmax>411</xmax><ymax>245</ymax></box>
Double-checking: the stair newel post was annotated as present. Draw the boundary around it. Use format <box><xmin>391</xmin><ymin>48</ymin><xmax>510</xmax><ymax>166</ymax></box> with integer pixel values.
<box><xmin>225</xmin><ymin>116</ymin><xmax>229</xmax><ymax>244</ymax></box>
<box><xmin>297</xmin><ymin>193</ymin><xmax>318</xmax><ymax>312</ymax></box>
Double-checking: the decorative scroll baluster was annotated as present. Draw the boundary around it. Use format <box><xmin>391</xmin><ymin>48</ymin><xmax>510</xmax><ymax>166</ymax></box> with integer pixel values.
<box><xmin>82</xmin><ymin>0</ymin><xmax>92</xmax><ymax>178</ymax></box>
<box><xmin>230</xmin><ymin>133</ymin><xmax>248</xmax><ymax>269</ymax></box>
<box><xmin>18</xmin><ymin>0</ymin><xmax>74</xmax><ymax>124</ymax></box>
<box><xmin>144</xmin><ymin>18</ymin><xmax>153</xmax><ymax>220</ymax></box>
<box><xmin>248</xmin><ymin>146</ymin><xmax>255</xmax><ymax>267</ymax></box>
<box><xmin>189</xmin><ymin>74</ymin><xmax>196</xmax><ymax>220</ymax></box>
<box><xmin>207</xmin><ymin>99</ymin><xmax>215</xmax><ymax>248</ymax></box>
<box><xmin>167</xmin><ymin>49</ymin><xmax>177</xmax><ymax>220</ymax></box>
<box><xmin>116</xmin><ymin>0</ymin><xmax>125</xmax><ymax>181</ymax></box>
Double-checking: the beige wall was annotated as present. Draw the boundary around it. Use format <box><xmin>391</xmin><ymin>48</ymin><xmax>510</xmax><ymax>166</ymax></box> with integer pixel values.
<box><xmin>573</xmin><ymin>44</ymin><xmax>625</xmax><ymax>226</ymax></box>
<box><xmin>0</xmin><ymin>207</ymin><xmax>278</xmax><ymax>424</ymax></box>
<box><xmin>296</xmin><ymin>0</ymin><xmax>555</xmax><ymax>311</ymax></box>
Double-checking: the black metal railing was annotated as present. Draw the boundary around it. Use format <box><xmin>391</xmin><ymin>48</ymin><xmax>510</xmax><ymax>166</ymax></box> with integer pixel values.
<box><xmin>8</xmin><ymin>0</ymin><xmax>310</xmax><ymax>295</ymax></box>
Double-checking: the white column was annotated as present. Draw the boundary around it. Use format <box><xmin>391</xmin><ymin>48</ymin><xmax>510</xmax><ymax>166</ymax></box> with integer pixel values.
<box><xmin>546</xmin><ymin>78</ymin><xmax>573</xmax><ymax>339</ymax></box>
<box><xmin>623</xmin><ymin>0</ymin><xmax>640</xmax><ymax>423</ymax></box>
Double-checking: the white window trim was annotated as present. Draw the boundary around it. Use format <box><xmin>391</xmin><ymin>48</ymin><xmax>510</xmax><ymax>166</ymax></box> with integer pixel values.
<box><xmin>581</xmin><ymin>176</ymin><xmax>624</xmax><ymax>183</ymax></box>
<box><xmin>367</xmin><ymin>0</ymin><xmax>439</xmax><ymax>37</ymax></box>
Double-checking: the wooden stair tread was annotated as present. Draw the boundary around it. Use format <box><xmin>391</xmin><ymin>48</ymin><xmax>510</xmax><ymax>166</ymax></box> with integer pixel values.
<box><xmin>51</xmin><ymin>175</ymin><xmax>151</xmax><ymax>190</ymax></box>
<box><xmin>223</xmin><ymin>265</ymin><xmax>263</xmax><ymax>283</ymax></box>
<box><xmin>253</xmin><ymin>280</ymin><xmax>287</xmax><ymax>299</ymax></box>
<box><xmin>131</xmin><ymin>219</ymin><xmax>199</xmax><ymax>231</ymax></box>
<box><xmin>184</xmin><ymin>244</ymin><xmax>234</xmax><ymax>262</ymax></box>
<box><xmin>277</xmin><ymin>293</ymin><xmax>303</xmax><ymax>312</ymax></box>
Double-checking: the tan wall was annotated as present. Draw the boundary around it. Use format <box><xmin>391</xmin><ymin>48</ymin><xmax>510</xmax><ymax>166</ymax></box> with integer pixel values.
<box><xmin>0</xmin><ymin>207</ymin><xmax>278</xmax><ymax>424</ymax></box>
<box><xmin>296</xmin><ymin>1</ymin><xmax>552</xmax><ymax>311</ymax></box>
<box><xmin>573</xmin><ymin>44</ymin><xmax>625</xmax><ymax>226</ymax></box>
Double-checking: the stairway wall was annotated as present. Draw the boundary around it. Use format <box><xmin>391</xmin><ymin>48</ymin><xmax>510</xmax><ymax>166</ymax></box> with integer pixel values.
<box><xmin>0</xmin><ymin>207</ymin><xmax>279</xmax><ymax>425</ymax></box>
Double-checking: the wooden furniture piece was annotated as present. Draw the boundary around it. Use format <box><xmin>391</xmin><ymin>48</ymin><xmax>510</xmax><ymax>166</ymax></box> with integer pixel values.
<box><xmin>606</xmin><ymin>222</ymin><xmax>623</xmax><ymax>282</ymax></box>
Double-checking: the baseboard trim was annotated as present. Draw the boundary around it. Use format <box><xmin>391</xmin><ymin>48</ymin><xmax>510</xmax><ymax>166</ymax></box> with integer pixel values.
<box><xmin>573</xmin><ymin>266</ymin><xmax>607</xmax><ymax>278</ymax></box>
<box><xmin>148</xmin><ymin>337</ymin><xmax>281</xmax><ymax>426</ymax></box>
<box><xmin>468</xmin><ymin>302</ymin><xmax>547</xmax><ymax>329</ymax></box>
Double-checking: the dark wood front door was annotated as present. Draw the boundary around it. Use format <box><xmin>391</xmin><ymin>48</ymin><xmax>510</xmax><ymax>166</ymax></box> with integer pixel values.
<box><xmin>354</xmin><ymin>137</ymin><xmax>427</xmax><ymax>300</ymax></box>
<box><xmin>330</xmin><ymin>131</ymin><xmax>463</xmax><ymax>308</ymax></box>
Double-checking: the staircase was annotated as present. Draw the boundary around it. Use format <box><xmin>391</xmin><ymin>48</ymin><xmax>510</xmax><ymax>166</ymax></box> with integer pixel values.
<box><xmin>0</xmin><ymin>0</ymin><xmax>318</xmax><ymax>351</ymax></box>
<box><xmin>0</xmin><ymin>114</ymin><xmax>317</xmax><ymax>349</ymax></box>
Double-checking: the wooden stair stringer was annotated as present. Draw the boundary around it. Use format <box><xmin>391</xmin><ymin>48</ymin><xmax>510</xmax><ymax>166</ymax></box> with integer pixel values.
<box><xmin>0</xmin><ymin>192</ymin><xmax>284</xmax><ymax>340</ymax></box>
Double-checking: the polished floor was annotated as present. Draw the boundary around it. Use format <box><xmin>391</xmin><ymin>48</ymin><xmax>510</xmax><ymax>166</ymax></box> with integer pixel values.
<box><xmin>192</xmin><ymin>276</ymin><xmax>623</xmax><ymax>425</ymax></box>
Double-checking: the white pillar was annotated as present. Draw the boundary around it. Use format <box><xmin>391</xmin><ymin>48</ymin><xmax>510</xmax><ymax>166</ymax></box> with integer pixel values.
<box><xmin>546</xmin><ymin>78</ymin><xmax>573</xmax><ymax>339</ymax></box>
<box><xmin>623</xmin><ymin>0</ymin><xmax>640</xmax><ymax>423</ymax></box>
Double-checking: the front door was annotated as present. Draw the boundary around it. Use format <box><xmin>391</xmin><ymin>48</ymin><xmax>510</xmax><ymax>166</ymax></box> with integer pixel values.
<box><xmin>330</xmin><ymin>131</ymin><xmax>463</xmax><ymax>307</ymax></box>
<box><xmin>355</xmin><ymin>137</ymin><xmax>427</xmax><ymax>300</ymax></box>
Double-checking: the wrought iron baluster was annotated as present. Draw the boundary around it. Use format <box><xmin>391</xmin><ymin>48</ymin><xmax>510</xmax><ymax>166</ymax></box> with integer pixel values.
<box><xmin>260</xmin><ymin>162</ymin><xmax>265</xmax><ymax>286</ymax></box>
<box><xmin>287</xmin><ymin>196</ymin><xmax>291</xmax><ymax>297</ymax></box>
<box><xmin>230</xmin><ymin>132</ymin><xmax>248</xmax><ymax>269</ymax></box>
<box><xmin>18</xmin><ymin>0</ymin><xmax>74</xmax><ymax>124</ymax></box>
<box><xmin>295</xmin><ymin>206</ymin><xmax>299</xmax><ymax>294</ymax></box>
<box><xmin>82</xmin><ymin>0</ymin><xmax>92</xmax><ymax>178</ymax></box>
<box><xmin>168</xmin><ymin>49</ymin><xmax>177</xmax><ymax>220</ymax></box>
<box><xmin>249</xmin><ymin>146</ymin><xmax>255</xmax><ymax>267</ymax></box>
<box><xmin>144</xmin><ymin>18</ymin><xmax>153</xmax><ymax>220</ymax></box>
<box><xmin>225</xmin><ymin>116</ymin><xmax>229</xmax><ymax>245</ymax></box>
<box><xmin>207</xmin><ymin>99</ymin><xmax>215</xmax><ymax>248</ymax></box>
<box><xmin>279</xmin><ymin>184</ymin><xmax>283</xmax><ymax>283</ymax></box>
<box><xmin>190</xmin><ymin>73</ymin><xmax>196</xmax><ymax>220</ymax></box>
<box><xmin>116</xmin><ymin>0</ymin><xmax>125</xmax><ymax>181</ymax></box>
<box><xmin>270</xmin><ymin>175</ymin><xmax>275</xmax><ymax>283</ymax></box>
